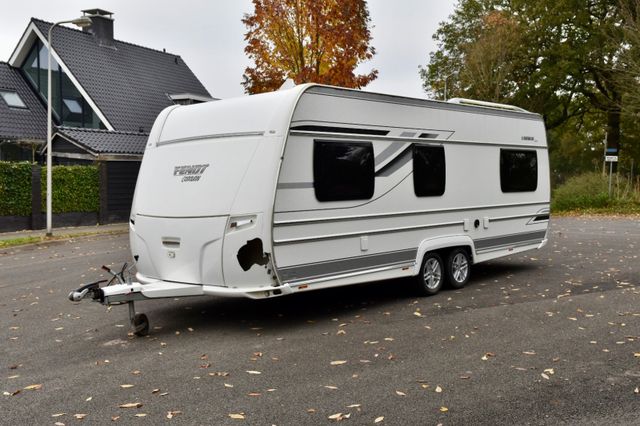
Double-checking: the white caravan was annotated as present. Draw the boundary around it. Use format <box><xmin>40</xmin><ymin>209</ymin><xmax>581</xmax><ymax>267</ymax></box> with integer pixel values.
<box><xmin>70</xmin><ymin>84</ymin><xmax>550</xmax><ymax>335</ymax></box>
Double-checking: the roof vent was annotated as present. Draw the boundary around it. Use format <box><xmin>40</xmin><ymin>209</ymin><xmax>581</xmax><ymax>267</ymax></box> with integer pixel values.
<box><xmin>81</xmin><ymin>8</ymin><xmax>115</xmax><ymax>48</ymax></box>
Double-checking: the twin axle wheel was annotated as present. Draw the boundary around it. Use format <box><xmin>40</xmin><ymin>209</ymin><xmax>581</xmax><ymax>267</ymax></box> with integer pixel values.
<box><xmin>414</xmin><ymin>248</ymin><xmax>471</xmax><ymax>296</ymax></box>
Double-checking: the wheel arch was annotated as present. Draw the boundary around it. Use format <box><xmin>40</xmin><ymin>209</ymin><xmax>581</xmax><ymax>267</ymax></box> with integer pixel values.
<box><xmin>413</xmin><ymin>235</ymin><xmax>475</xmax><ymax>276</ymax></box>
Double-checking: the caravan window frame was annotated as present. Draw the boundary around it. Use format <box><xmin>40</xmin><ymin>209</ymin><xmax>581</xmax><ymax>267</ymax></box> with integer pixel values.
<box><xmin>412</xmin><ymin>144</ymin><xmax>446</xmax><ymax>197</ymax></box>
<box><xmin>500</xmin><ymin>149</ymin><xmax>538</xmax><ymax>192</ymax></box>
<box><xmin>313</xmin><ymin>140</ymin><xmax>375</xmax><ymax>202</ymax></box>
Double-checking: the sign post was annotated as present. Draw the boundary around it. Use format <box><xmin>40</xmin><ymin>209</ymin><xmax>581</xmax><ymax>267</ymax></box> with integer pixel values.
<box><xmin>605</xmin><ymin>150</ymin><xmax>618</xmax><ymax>198</ymax></box>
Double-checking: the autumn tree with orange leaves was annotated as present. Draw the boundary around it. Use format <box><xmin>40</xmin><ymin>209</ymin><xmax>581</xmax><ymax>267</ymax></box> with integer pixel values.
<box><xmin>242</xmin><ymin>0</ymin><xmax>377</xmax><ymax>94</ymax></box>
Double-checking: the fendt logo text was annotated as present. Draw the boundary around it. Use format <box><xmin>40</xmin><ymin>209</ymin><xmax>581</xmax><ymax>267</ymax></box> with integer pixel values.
<box><xmin>173</xmin><ymin>164</ymin><xmax>210</xmax><ymax>182</ymax></box>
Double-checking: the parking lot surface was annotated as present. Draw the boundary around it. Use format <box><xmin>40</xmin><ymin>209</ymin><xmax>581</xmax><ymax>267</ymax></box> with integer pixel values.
<box><xmin>1</xmin><ymin>217</ymin><xmax>639</xmax><ymax>425</ymax></box>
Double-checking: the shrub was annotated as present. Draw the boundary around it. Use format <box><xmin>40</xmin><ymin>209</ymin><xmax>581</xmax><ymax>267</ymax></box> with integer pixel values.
<box><xmin>0</xmin><ymin>161</ymin><xmax>32</xmax><ymax>216</ymax></box>
<box><xmin>552</xmin><ymin>171</ymin><xmax>640</xmax><ymax>212</ymax></box>
<box><xmin>40</xmin><ymin>165</ymin><xmax>99</xmax><ymax>213</ymax></box>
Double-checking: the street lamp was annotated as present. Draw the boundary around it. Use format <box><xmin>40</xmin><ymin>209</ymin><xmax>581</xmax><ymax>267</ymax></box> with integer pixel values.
<box><xmin>46</xmin><ymin>16</ymin><xmax>92</xmax><ymax>236</ymax></box>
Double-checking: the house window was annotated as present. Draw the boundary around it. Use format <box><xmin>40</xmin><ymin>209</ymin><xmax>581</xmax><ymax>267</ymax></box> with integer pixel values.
<box><xmin>500</xmin><ymin>149</ymin><xmax>538</xmax><ymax>192</ymax></box>
<box><xmin>0</xmin><ymin>90</ymin><xmax>27</xmax><ymax>108</ymax></box>
<box><xmin>20</xmin><ymin>40</ymin><xmax>104</xmax><ymax>129</ymax></box>
<box><xmin>313</xmin><ymin>140</ymin><xmax>374</xmax><ymax>202</ymax></box>
<box><xmin>413</xmin><ymin>145</ymin><xmax>446</xmax><ymax>196</ymax></box>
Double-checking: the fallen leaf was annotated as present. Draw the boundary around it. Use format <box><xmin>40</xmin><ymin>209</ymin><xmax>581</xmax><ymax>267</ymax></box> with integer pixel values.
<box><xmin>522</xmin><ymin>351</ymin><xmax>536</xmax><ymax>355</ymax></box>
<box><xmin>228</xmin><ymin>413</ymin><xmax>245</xmax><ymax>419</ymax></box>
<box><xmin>134</xmin><ymin>413</ymin><xmax>147</xmax><ymax>417</ymax></box>
<box><xmin>152</xmin><ymin>389</ymin><xmax>160</xmax><ymax>394</ymax></box>
<box><xmin>331</xmin><ymin>360</ymin><xmax>347</xmax><ymax>366</ymax></box>
<box><xmin>120</xmin><ymin>384</ymin><xmax>134</xmax><ymax>389</ymax></box>
<box><xmin>328</xmin><ymin>412</ymin><xmax>347</xmax><ymax>421</ymax></box>
<box><xmin>413</xmin><ymin>311</ymin><xmax>424</xmax><ymax>317</ymax></box>
<box><xmin>374</xmin><ymin>416</ymin><xmax>384</xmax><ymax>423</ymax></box>
<box><xmin>23</xmin><ymin>384</ymin><xmax>42</xmax><ymax>390</ymax></box>
<box><xmin>435</xmin><ymin>385</ymin><xmax>443</xmax><ymax>393</ymax></box>
<box><xmin>52</xmin><ymin>413</ymin><xmax>66</xmax><ymax>417</ymax></box>
<box><xmin>347</xmin><ymin>404</ymin><xmax>361</xmax><ymax>408</ymax></box>
<box><xmin>635</xmin><ymin>387</ymin><xmax>639</xmax><ymax>394</ymax></box>
<box><xmin>544</xmin><ymin>368</ymin><xmax>555</xmax><ymax>375</ymax></box>
<box><xmin>481</xmin><ymin>352</ymin><xmax>496</xmax><ymax>361</ymax></box>
<box><xmin>85</xmin><ymin>397</ymin><xmax>92</xmax><ymax>401</ymax></box>
<box><xmin>541</xmin><ymin>373</ymin><xmax>550</xmax><ymax>380</ymax></box>
<box><xmin>74</xmin><ymin>414</ymin><xmax>88</xmax><ymax>419</ymax></box>
<box><xmin>440</xmin><ymin>406</ymin><xmax>449</xmax><ymax>412</ymax></box>
<box><xmin>245</xmin><ymin>370</ymin><xmax>261</xmax><ymax>375</ymax></box>
<box><xmin>634</xmin><ymin>353</ymin><xmax>640</xmax><ymax>358</ymax></box>
<box><xmin>248</xmin><ymin>392</ymin><xmax>261</xmax><ymax>397</ymax></box>
<box><xmin>111</xmin><ymin>415</ymin><xmax>120</xmax><ymax>421</ymax></box>
<box><xmin>166</xmin><ymin>410</ymin><xmax>182</xmax><ymax>419</ymax></box>
<box><xmin>54</xmin><ymin>423</ymin><xmax>64</xmax><ymax>426</ymax></box>
<box><xmin>395</xmin><ymin>390</ymin><xmax>406</xmax><ymax>396</ymax></box>
<box><xmin>119</xmin><ymin>402</ymin><xmax>143</xmax><ymax>408</ymax></box>
<box><xmin>224</xmin><ymin>383</ymin><xmax>234</xmax><ymax>388</ymax></box>
<box><xmin>324</xmin><ymin>385</ymin><xmax>338</xmax><ymax>390</ymax></box>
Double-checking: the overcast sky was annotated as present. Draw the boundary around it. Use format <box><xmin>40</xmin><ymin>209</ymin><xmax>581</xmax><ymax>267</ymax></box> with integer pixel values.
<box><xmin>0</xmin><ymin>0</ymin><xmax>456</xmax><ymax>99</ymax></box>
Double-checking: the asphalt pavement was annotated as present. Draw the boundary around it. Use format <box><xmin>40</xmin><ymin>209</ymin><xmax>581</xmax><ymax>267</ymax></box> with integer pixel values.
<box><xmin>1</xmin><ymin>216</ymin><xmax>639</xmax><ymax>425</ymax></box>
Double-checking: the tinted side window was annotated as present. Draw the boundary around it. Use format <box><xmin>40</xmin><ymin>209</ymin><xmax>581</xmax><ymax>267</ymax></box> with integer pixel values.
<box><xmin>313</xmin><ymin>141</ymin><xmax>375</xmax><ymax>201</ymax></box>
<box><xmin>500</xmin><ymin>149</ymin><xmax>538</xmax><ymax>192</ymax></box>
<box><xmin>413</xmin><ymin>145</ymin><xmax>446</xmax><ymax>197</ymax></box>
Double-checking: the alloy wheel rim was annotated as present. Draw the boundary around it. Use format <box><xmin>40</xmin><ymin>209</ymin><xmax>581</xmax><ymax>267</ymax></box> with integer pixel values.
<box><xmin>452</xmin><ymin>253</ymin><xmax>469</xmax><ymax>283</ymax></box>
<box><xmin>424</xmin><ymin>258</ymin><xmax>442</xmax><ymax>290</ymax></box>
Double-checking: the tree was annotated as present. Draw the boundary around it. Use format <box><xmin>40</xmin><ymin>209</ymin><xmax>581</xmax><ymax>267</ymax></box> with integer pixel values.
<box><xmin>242</xmin><ymin>0</ymin><xmax>377</xmax><ymax>94</ymax></box>
<box><xmin>421</xmin><ymin>0</ymin><xmax>637</xmax><ymax>175</ymax></box>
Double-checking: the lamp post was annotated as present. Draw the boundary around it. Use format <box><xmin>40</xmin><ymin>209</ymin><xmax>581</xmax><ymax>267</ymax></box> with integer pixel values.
<box><xmin>46</xmin><ymin>16</ymin><xmax>92</xmax><ymax>236</ymax></box>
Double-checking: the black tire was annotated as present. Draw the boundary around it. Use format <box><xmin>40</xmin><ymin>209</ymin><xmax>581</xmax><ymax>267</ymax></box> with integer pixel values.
<box><xmin>132</xmin><ymin>313</ymin><xmax>149</xmax><ymax>337</ymax></box>
<box><xmin>414</xmin><ymin>252</ymin><xmax>444</xmax><ymax>296</ymax></box>
<box><xmin>446</xmin><ymin>248</ymin><xmax>471</xmax><ymax>289</ymax></box>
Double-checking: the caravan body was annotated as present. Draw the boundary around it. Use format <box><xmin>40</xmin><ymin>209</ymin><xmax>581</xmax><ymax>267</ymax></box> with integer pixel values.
<box><xmin>112</xmin><ymin>84</ymin><xmax>550</xmax><ymax>302</ymax></box>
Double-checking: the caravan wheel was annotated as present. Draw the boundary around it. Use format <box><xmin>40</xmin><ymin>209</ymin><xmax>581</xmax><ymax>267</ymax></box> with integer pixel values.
<box><xmin>415</xmin><ymin>252</ymin><xmax>444</xmax><ymax>296</ymax></box>
<box><xmin>446</xmin><ymin>248</ymin><xmax>471</xmax><ymax>289</ymax></box>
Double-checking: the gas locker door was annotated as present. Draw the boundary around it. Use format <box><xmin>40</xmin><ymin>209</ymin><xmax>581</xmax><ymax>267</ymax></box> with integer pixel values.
<box><xmin>222</xmin><ymin>213</ymin><xmax>275</xmax><ymax>289</ymax></box>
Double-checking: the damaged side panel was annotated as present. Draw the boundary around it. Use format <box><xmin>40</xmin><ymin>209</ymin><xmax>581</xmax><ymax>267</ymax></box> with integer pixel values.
<box><xmin>237</xmin><ymin>238</ymin><xmax>270</xmax><ymax>271</ymax></box>
<box><xmin>222</xmin><ymin>214</ymin><xmax>278</xmax><ymax>288</ymax></box>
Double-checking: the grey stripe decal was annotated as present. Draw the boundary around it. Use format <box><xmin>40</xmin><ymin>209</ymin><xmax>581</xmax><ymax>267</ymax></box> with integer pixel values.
<box><xmin>274</xmin><ymin>201</ymin><xmax>551</xmax><ymax>225</ymax></box>
<box><xmin>289</xmin><ymin>131</ymin><xmax>547</xmax><ymax>150</ymax></box>
<box><xmin>277</xmin><ymin>182</ymin><xmax>314</xmax><ymax>189</ymax></box>
<box><xmin>376</xmin><ymin>145</ymin><xmax>412</xmax><ymax>177</ymax></box>
<box><xmin>474</xmin><ymin>230</ymin><xmax>546</xmax><ymax>250</ymax></box>
<box><xmin>375</xmin><ymin>141</ymin><xmax>406</xmax><ymax>166</ymax></box>
<box><xmin>278</xmin><ymin>248</ymin><xmax>417</xmax><ymax>282</ymax></box>
<box><xmin>157</xmin><ymin>131</ymin><xmax>264</xmax><ymax>146</ymax></box>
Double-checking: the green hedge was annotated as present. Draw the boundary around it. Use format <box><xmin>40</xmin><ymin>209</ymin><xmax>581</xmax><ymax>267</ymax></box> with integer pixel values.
<box><xmin>41</xmin><ymin>165</ymin><xmax>99</xmax><ymax>213</ymax></box>
<box><xmin>0</xmin><ymin>161</ymin><xmax>32</xmax><ymax>216</ymax></box>
<box><xmin>0</xmin><ymin>161</ymin><xmax>99</xmax><ymax>216</ymax></box>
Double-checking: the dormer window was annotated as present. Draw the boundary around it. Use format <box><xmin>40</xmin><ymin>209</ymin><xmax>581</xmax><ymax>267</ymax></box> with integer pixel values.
<box><xmin>20</xmin><ymin>39</ymin><xmax>105</xmax><ymax>129</ymax></box>
<box><xmin>0</xmin><ymin>90</ymin><xmax>27</xmax><ymax>109</ymax></box>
